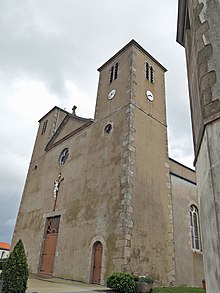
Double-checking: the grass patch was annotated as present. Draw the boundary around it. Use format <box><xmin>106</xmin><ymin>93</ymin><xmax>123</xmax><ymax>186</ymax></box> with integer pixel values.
<box><xmin>154</xmin><ymin>288</ymin><xmax>204</xmax><ymax>293</ymax></box>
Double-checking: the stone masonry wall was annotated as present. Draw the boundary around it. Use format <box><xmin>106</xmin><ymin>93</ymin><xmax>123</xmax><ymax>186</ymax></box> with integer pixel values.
<box><xmin>185</xmin><ymin>0</ymin><xmax>220</xmax><ymax>158</ymax></box>
<box><xmin>183</xmin><ymin>1</ymin><xmax>220</xmax><ymax>292</ymax></box>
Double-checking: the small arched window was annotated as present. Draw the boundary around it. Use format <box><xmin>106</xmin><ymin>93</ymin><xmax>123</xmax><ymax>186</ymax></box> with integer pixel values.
<box><xmin>190</xmin><ymin>205</ymin><xmax>201</xmax><ymax>250</ymax></box>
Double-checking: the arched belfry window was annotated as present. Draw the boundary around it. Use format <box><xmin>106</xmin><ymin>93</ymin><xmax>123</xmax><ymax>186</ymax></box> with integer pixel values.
<box><xmin>114</xmin><ymin>62</ymin><xmax>118</xmax><ymax>80</ymax></box>
<box><xmin>109</xmin><ymin>63</ymin><xmax>119</xmax><ymax>83</ymax></box>
<box><xmin>150</xmin><ymin>66</ymin><xmax>154</xmax><ymax>83</ymax></box>
<box><xmin>145</xmin><ymin>62</ymin><xmax>154</xmax><ymax>84</ymax></box>
<box><xmin>109</xmin><ymin>66</ymin><xmax>114</xmax><ymax>83</ymax></box>
<box><xmin>146</xmin><ymin>62</ymin><xmax>149</xmax><ymax>80</ymax></box>
<box><xmin>190</xmin><ymin>205</ymin><xmax>201</xmax><ymax>250</ymax></box>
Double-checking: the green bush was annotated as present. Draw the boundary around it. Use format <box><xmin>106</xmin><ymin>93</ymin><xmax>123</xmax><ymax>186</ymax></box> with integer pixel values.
<box><xmin>107</xmin><ymin>272</ymin><xmax>136</xmax><ymax>293</ymax></box>
<box><xmin>0</xmin><ymin>259</ymin><xmax>7</xmax><ymax>270</ymax></box>
<box><xmin>2</xmin><ymin>239</ymin><xmax>29</xmax><ymax>293</ymax></box>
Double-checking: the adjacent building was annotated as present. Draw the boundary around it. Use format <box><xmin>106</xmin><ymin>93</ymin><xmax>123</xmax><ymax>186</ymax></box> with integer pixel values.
<box><xmin>0</xmin><ymin>242</ymin><xmax>10</xmax><ymax>259</ymax></box>
<box><xmin>177</xmin><ymin>1</ymin><xmax>220</xmax><ymax>292</ymax></box>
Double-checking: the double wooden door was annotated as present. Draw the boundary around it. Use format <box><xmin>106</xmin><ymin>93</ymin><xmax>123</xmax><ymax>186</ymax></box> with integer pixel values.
<box><xmin>40</xmin><ymin>216</ymin><xmax>60</xmax><ymax>275</ymax></box>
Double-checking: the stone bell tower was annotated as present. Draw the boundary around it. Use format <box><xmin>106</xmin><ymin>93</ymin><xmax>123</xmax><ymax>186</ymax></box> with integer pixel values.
<box><xmin>95</xmin><ymin>40</ymin><xmax>175</xmax><ymax>285</ymax></box>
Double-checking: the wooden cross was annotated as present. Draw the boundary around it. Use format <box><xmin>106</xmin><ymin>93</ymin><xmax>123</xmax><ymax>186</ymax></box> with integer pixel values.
<box><xmin>53</xmin><ymin>173</ymin><xmax>64</xmax><ymax>211</ymax></box>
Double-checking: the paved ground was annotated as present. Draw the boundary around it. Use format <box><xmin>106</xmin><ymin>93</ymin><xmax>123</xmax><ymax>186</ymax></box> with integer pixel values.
<box><xmin>26</xmin><ymin>274</ymin><xmax>110</xmax><ymax>293</ymax></box>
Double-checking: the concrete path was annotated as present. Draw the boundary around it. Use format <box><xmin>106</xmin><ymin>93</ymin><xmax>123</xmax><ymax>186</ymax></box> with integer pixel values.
<box><xmin>26</xmin><ymin>275</ymin><xmax>110</xmax><ymax>293</ymax></box>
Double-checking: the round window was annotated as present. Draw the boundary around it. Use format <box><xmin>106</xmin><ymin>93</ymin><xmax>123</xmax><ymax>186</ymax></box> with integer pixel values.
<box><xmin>59</xmin><ymin>148</ymin><xmax>69</xmax><ymax>166</ymax></box>
<box><xmin>104</xmin><ymin>123</ymin><xmax>113</xmax><ymax>134</ymax></box>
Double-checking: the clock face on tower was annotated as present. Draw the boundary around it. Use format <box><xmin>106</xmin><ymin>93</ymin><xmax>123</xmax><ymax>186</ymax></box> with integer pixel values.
<box><xmin>108</xmin><ymin>89</ymin><xmax>116</xmax><ymax>100</ymax></box>
<box><xmin>146</xmin><ymin>90</ymin><xmax>154</xmax><ymax>102</ymax></box>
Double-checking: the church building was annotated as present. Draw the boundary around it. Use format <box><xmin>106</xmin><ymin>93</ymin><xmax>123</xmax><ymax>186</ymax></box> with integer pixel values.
<box><xmin>12</xmin><ymin>40</ymin><xmax>204</xmax><ymax>287</ymax></box>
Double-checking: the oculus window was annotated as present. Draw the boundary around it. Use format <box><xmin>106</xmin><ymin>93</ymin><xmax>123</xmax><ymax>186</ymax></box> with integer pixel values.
<box><xmin>59</xmin><ymin>148</ymin><xmax>69</xmax><ymax>166</ymax></box>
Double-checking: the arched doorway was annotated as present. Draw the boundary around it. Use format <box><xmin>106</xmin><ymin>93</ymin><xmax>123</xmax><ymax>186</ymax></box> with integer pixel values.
<box><xmin>92</xmin><ymin>241</ymin><xmax>103</xmax><ymax>284</ymax></box>
<box><xmin>40</xmin><ymin>216</ymin><xmax>60</xmax><ymax>275</ymax></box>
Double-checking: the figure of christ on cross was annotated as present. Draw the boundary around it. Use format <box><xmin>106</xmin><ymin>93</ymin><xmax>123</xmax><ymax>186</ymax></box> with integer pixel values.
<box><xmin>53</xmin><ymin>173</ymin><xmax>64</xmax><ymax>211</ymax></box>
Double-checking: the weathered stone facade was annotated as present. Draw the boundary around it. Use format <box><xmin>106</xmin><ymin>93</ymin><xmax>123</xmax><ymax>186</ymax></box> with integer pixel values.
<box><xmin>177</xmin><ymin>1</ymin><xmax>220</xmax><ymax>292</ymax></box>
<box><xmin>12</xmin><ymin>40</ymin><xmax>203</xmax><ymax>287</ymax></box>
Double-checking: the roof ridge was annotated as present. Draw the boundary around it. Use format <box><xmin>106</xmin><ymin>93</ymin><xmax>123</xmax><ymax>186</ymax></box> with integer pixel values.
<box><xmin>98</xmin><ymin>39</ymin><xmax>167</xmax><ymax>72</ymax></box>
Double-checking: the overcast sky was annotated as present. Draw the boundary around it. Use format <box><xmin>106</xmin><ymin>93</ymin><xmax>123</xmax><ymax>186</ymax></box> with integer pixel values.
<box><xmin>0</xmin><ymin>0</ymin><xmax>193</xmax><ymax>244</ymax></box>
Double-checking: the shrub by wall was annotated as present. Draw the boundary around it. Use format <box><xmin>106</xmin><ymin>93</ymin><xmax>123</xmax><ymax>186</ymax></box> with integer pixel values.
<box><xmin>2</xmin><ymin>239</ymin><xmax>29</xmax><ymax>293</ymax></box>
<box><xmin>107</xmin><ymin>272</ymin><xmax>136</xmax><ymax>293</ymax></box>
<box><xmin>0</xmin><ymin>259</ymin><xmax>7</xmax><ymax>270</ymax></box>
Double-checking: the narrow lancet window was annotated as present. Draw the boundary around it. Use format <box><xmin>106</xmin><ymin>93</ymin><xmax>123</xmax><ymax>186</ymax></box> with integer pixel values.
<box><xmin>109</xmin><ymin>63</ymin><xmax>119</xmax><ymax>83</ymax></box>
<box><xmin>114</xmin><ymin>62</ymin><xmax>118</xmax><ymax>80</ymax></box>
<box><xmin>150</xmin><ymin>66</ymin><xmax>154</xmax><ymax>83</ymax></box>
<box><xmin>190</xmin><ymin>205</ymin><xmax>201</xmax><ymax>250</ymax></box>
<box><xmin>109</xmin><ymin>66</ymin><xmax>114</xmax><ymax>83</ymax></box>
<box><xmin>146</xmin><ymin>62</ymin><xmax>149</xmax><ymax>80</ymax></box>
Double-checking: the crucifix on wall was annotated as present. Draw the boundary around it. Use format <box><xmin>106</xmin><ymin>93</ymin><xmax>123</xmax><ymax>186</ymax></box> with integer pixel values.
<box><xmin>53</xmin><ymin>173</ymin><xmax>64</xmax><ymax>211</ymax></box>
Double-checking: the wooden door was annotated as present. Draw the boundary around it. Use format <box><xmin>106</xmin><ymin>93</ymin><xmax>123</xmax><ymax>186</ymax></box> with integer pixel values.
<box><xmin>40</xmin><ymin>216</ymin><xmax>60</xmax><ymax>275</ymax></box>
<box><xmin>92</xmin><ymin>242</ymin><xmax>103</xmax><ymax>284</ymax></box>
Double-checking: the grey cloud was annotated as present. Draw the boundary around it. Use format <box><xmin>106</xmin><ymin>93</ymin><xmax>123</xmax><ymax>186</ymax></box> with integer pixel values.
<box><xmin>0</xmin><ymin>150</ymin><xmax>27</xmax><ymax>242</ymax></box>
<box><xmin>1</xmin><ymin>195</ymin><xmax>19</xmax><ymax>243</ymax></box>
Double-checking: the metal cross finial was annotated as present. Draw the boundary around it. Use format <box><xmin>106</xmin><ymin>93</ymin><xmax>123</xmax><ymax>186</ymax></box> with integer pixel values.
<box><xmin>72</xmin><ymin>105</ymin><xmax>77</xmax><ymax>115</ymax></box>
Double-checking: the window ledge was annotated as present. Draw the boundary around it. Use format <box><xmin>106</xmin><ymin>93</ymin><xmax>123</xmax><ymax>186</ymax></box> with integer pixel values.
<box><xmin>192</xmin><ymin>249</ymin><xmax>203</xmax><ymax>255</ymax></box>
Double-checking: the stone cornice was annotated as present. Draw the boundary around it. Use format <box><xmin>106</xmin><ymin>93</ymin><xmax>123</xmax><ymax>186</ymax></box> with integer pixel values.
<box><xmin>176</xmin><ymin>0</ymin><xmax>187</xmax><ymax>46</ymax></box>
